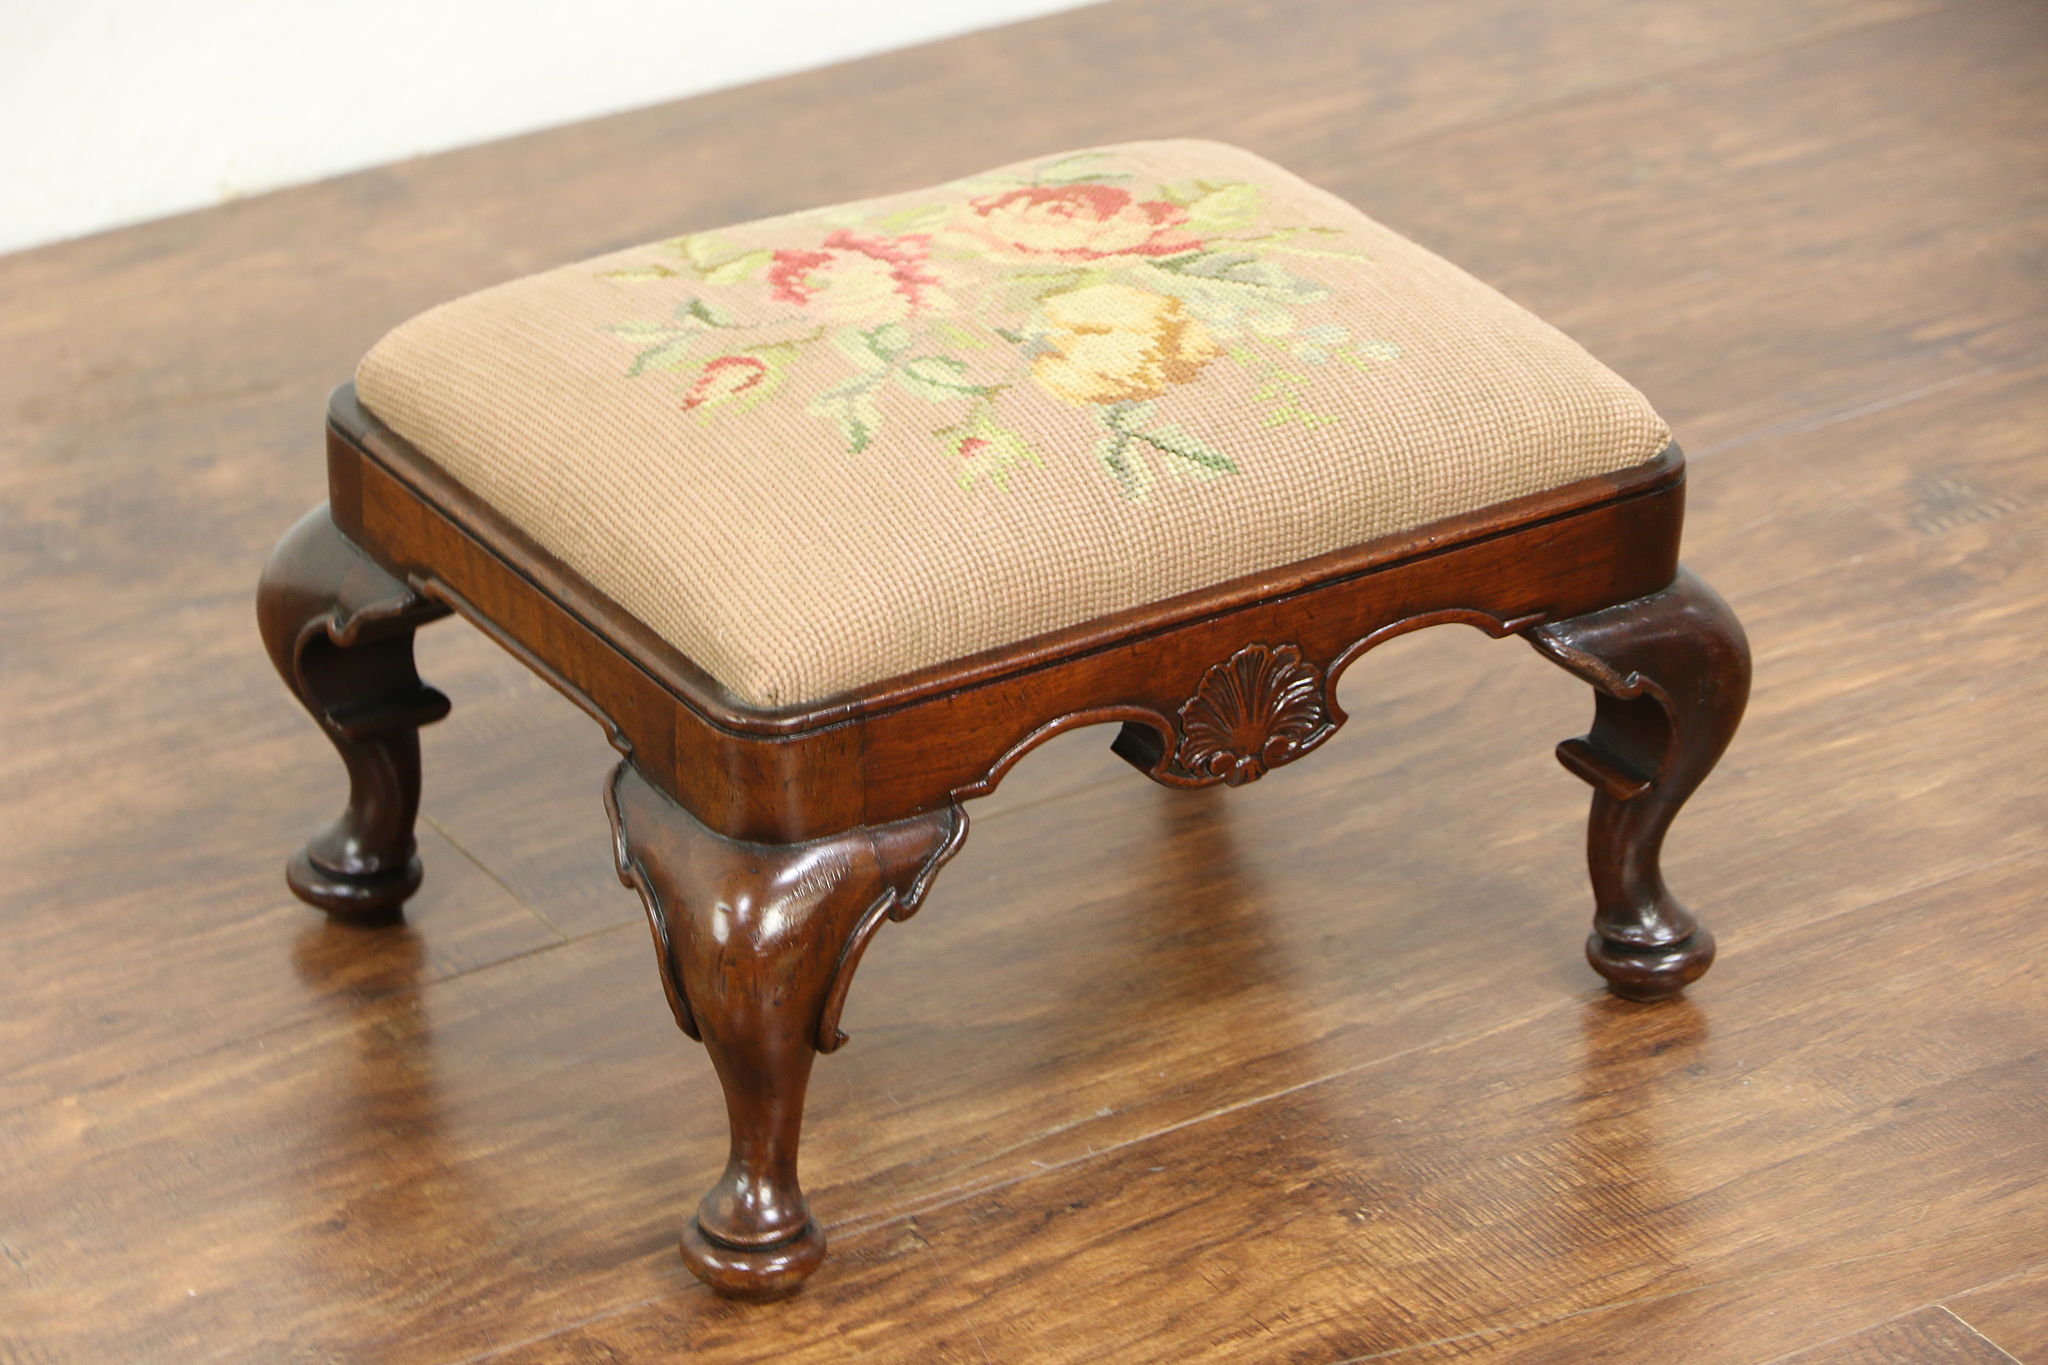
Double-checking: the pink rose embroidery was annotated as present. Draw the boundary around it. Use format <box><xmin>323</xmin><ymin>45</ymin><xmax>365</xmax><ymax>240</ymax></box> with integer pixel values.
<box><xmin>682</xmin><ymin>355</ymin><xmax>771</xmax><ymax>411</ymax></box>
<box><xmin>763</xmin><ymin>249</ymin><xmax>833</xmax><ymax>303</ymax></box>
<box><xmin>766</xmin><ymin>230</ymin><xmax>947</xmax><ymax>320</ymax></box>
<box><xmin>964</xmin><ymin>185</ymin><xmax>1200</xmax><ymax>261</ymax></box>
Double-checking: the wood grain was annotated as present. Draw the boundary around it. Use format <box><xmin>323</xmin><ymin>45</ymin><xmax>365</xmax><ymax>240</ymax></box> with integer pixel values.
<box><xmin>1388</xmin><ymin>1219</ymin><xmax>2044</xmax><ymax>1363</ymax></box>
<box><xmin>484</xmin><ymin>846</ymin><xmax>2048</xmax><ymax>1364</ymax></box>
<box><xmin>1945</xmin><ymin>1263</ymin><xmax>2048</xmax><ymax>1365</ymax></box>
<box><xmin>3</xmin><ymin>0</ymin><xmax>2044</xmax><ymax>1357</ymax></box>
<box><xmin>1773</xmin><ymin>1308</ymin><xmax>2023</xmax><ymax>1365</ymax></box>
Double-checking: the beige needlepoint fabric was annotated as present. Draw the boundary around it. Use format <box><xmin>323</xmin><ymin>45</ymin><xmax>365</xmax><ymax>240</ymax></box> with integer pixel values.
<box><xmin>357</xmin><ymin>139</ymin><xmax>1671</xmax><ymax>708</ymax></box>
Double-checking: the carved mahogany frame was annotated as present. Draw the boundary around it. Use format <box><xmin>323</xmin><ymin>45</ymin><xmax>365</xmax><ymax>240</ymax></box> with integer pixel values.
<box><xmin>260</xmin><ymin>384</ymin><xmax>1749</xmax><ymax>1297</ymax></box>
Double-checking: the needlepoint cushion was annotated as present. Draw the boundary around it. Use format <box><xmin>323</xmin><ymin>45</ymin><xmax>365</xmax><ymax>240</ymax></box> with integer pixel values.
<box><xmin>355</xmin><ymin>139</ymin><xmax>1670</xmax><ymax>709</ymax></box>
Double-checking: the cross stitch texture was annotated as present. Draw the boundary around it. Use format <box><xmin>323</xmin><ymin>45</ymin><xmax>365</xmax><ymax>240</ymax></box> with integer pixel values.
<box><xmin>356</xmin><ymin>140</ymin><xmax>1670</xmax><ymax>707</ymax></box>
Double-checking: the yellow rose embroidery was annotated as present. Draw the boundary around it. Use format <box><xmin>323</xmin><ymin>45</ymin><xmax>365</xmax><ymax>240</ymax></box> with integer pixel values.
<box><xmin>1031</xmin><ymin>284</ymin><xmax>1224</xmax><ymax>407</ymax></box>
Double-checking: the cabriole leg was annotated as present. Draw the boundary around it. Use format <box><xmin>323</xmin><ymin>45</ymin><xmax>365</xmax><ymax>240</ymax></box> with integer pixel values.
<box><xmin>1525</xmin><ymin>568</ymin><xmax>1751</xmax><ymax>1001</ymax></box>
<box><xmin>605</xmin><ymin>764</ymin><xmax>963</xmax><ymax>1298</ymax></box>
<box><xmin>257</xmin><ymin>505</ymin><xmax>450</xmax><ymax>921</ymax></box>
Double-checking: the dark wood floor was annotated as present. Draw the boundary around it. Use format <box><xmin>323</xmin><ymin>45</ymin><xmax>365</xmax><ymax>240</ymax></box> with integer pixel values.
<box><xmin>4</xmin><ymin>0</ymin><xmax>2045</xmax><ymax>1360</ymax></box>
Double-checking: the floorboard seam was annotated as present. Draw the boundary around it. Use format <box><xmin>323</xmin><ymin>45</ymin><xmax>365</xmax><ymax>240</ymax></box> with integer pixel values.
<box><xmin>1943</xmin><ymin>1255</ymin><xmax>2048</xmax><ymax>1304</ymax></box>
<box><xmin>1748</xmin><ymin>1302</ymin><xmax>1944</xmax><ymax>1365</ymax></box>
<box><xmin>1328</xmin><ymin>1210</ymin><xmax>2043</xmax><ymax>1365</ymax></box>
<box><xmin>0</xmin><ymin>924</ymin><xmax>625</xmax><ymax>1126</ymax></box>
<box><xmin>822</xmin><ymin>1007</ymin><xmax>1549</xmax><ymax>1244</ymax></box>
<box><xmin>824</xmin><ymin>843</ymin><xmax>2042</xmax><ymax>1251</ymax></box>
<box><xmin>421</xmin><ymin>812</ymin><xmax>571</xmax><ymax>941</ymax></box>
<box><xmin>1931</xmin><ymin>1304</ymin><xmax>2029</xmax><ymax>1364</ymax></box>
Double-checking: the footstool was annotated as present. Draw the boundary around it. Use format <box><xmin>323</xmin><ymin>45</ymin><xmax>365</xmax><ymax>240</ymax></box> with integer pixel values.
<box><xmin>258</xmin><ymin>139</ymin><xmax>1750</xmax><ymax>1298</ymax></box>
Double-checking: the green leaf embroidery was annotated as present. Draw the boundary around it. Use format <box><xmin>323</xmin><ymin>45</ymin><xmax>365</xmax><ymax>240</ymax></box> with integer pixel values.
<box><xmin>601</xmin><ymin>264</ymin><xmax>682</xmax><ymax>281</ymax></box>
<box><xmin>934</xmin><ymin>319</ymin><xmax>989</xmax><ymax>351</ymax></box>
<box><xmin>626</xmin><ymin>337</ymin><xmax>703</xmax><ymax>377</ymax></box>
<box><xmin>1094</xmin><ymin>424</ymin><xmax>1151</xmax><ymax>501</ymax></box>
<box><xmin>832</xmin><ymin>328</ymin><xmax>887</xmax><ymax>371</ymax></box>
<box><xmin>1097</xmin><ymin>401</ymin><xmax>1240</xmax><ymax>488</ymax></box>
<box><xmin>1159</xmin><ymin>181</ymin><xmax>1262</xmax><ymax>233</ymax></box>
<box><xmin>1034</xmin><ymin>152</ymin><xmax>1131</xmax><ymax>186</ymax></box>
<box><xmin>668</xmin><ymin>234</ymin><xmax>738</xmax><ymax>269</ymax></box>
<box><xmin>679</xmin><ymin>297</ymin><xmax>737</xmax><ymax>327</ymax></box>
<box><xmin>867</xmin><ymin>322</ymin><xmax>912</xmax><ymax>360</ymax></box>
<box><xmin>896</xmin><ymin>355</ymin><xmax>986</xmax><ymax>401</ymax></box>
<box><xmin>1230</xmin><ymin>226</ymin><xmax>1370</xmax><ymax>261</ymax></box>
<box><xmin>1133</xmin><ymin>420</ymin><xmax>1239</xmax><ymax>476</ymax></box>
<box><xmin>657</xmin><ymin>234</ymin><xmax>782</xmax><ymax>283</ymax></box>
<box><xmin>701</xmin><ymin>249</ymin><xmax>772</xmax><ymax>285</ymax></box>
<box><xmin>1005</xmin><ymin>269</ymin><xmax>1088</xmax><ymax>310</ymax></box>
<box><xmin>1188</xmin><ymin>184</ymin><xmax>1262</xmax><ymax>233</ymax></box>
<box><xmin>874</xmin><ymin>202</ymin><xmax>953</xmax><ymax>234</ymax></box>
<box><xmin>1289</xmin><ymin>323</ymin><xmax>1351</xmax><ymax>363</ymax></box>
<box><xmin>833</xmin><ymin>322</ymin><xmax>909</xmax><ymax>372</ymax></box>
<box><xmin>1331</xmin><ymin>339</ymin><xmax>1400</xmax><ymax>372</ymax></box>
<box><xmin>1156</xmin><ymin>251</ymin><xmax>1329</xmax><ymax>298</ymax></box>
<box><xmin>1253</xmin><ymin>371</ymin><xmax>1337</xmax><ymax>429</ymax></box>
<box><xmin>1253</xmin><ymin>372</ymin><xmax>1311</xmax><ymax>399</ymax></box>
<box><xmin>810</xmin><ymin>378</ymin><xmax>884</xmax><ymax>453</ymax></box>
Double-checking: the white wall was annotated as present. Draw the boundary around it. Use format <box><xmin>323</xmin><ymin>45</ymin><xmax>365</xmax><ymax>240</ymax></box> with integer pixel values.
<box><xmin>0</xmin><ymin>0</ymin><xmax>1103</xmax><ymax>255</ymax></box>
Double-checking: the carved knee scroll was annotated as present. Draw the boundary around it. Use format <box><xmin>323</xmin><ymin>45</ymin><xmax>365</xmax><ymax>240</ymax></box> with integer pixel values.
<box><xmin>258</xmin><ymin>506</ymin><xmax>450</xmax><ymax>920</ymax></box>
<box><xmin>604</xmin><ymin>763</ymin><xmax>964</xmax><ymax>1297</ymax></box>
<box><xmin>1525</xmin><ymin>568</ymin><xmax>1751</xmax><ymax>1001</ymax></box>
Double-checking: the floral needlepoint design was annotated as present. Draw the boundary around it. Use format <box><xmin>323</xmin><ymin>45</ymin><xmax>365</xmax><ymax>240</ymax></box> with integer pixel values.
<box><xmin>963</xmin><ymin>185</ymin><xmax>1201</xmax><ymax>261</ymax></box>
<box><xmin>682</xmin><ymin>355</ymin><xmax>772</xmax><ymax>412</ymax></box>
<box><xmin>939</xmin><ymin>407</ymin><xmax>1041</xmax><ymax>491</ymax></box>
<box><xmin>1031</xmin><ymin>284</ymin><xmax>1222</xmax><ymax>405</ymax></box>
<box><xmin>599</xmin><ymin>149</ymin><xmax>1400</xmax><ymax>499</ymax></box>
<box><xmin>765</xmin><ymin>230</ymin><xmax>949</xmax><ymax>320</ymax></box>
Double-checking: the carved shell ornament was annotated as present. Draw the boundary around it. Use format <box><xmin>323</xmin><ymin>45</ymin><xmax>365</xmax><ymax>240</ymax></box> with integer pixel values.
<box><xmin>1174</xmin><ymin>644</ymin><xmax>1336</xmax><ymax>785</ymax></box>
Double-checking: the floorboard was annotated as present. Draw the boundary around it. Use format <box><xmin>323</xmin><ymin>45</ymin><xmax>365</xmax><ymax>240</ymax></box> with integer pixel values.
<box><xmin>2</xmin><ymin>0</ymin><xmax>2042</xmax><ymax>1360</ymax></box>
<box><xmin>1769</xmin><ymin>1307</ymin><xmax>2022</xmax><ymax>1365</ymax></box>
<box><xmin>1946</xmin><ymin>1263</ymin><xmax>2048</xmax><ymax>1365</ymax></box>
